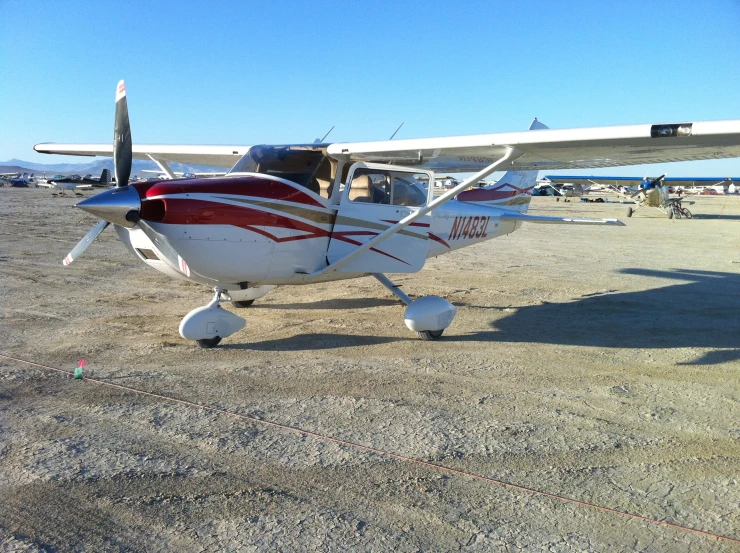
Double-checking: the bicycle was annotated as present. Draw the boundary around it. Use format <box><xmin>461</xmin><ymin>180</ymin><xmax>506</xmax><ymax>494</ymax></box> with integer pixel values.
<box><xmin>667</xmin><ymin>199</ymin><xmax>692</xmax><ymax>219</ymax></box>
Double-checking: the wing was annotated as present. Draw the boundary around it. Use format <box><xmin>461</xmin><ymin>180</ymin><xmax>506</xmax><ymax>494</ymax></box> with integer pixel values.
<box><xmin>34</xmin><ymin>143</ymin><xmax>251</xmax><ymax>168</ymax></box>
<box><xmin>326</xmin><ymin>120</ymin><xmax>740</xmax><ymax>172</ymax></box>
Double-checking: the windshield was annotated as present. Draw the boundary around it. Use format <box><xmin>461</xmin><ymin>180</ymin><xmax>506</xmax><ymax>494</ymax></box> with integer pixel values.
<box><xmin>229</xmin><ymin>145</ymin><xmax>326</xmax><ymax>186</ymax></box>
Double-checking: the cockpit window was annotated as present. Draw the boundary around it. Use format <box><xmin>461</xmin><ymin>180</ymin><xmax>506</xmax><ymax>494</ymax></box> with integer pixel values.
<box><xmin>348</xmin><ymin>169</ymin><xmax>428</xmax><ymax>207</ymax></box>
<box><xmin>391</xmin><ymin>175</ymin><xmax>427</xmax><ymax>206</ymax></box>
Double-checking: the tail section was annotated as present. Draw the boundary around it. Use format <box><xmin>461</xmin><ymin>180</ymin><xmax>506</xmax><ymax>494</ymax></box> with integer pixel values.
<box><xmin>457</xmin><ymin>118</ymin><xmax>547</xmax><ymax>213</ymax></box>
<box><xmin>99</xmin><ymin>168</ymin><xmax>111</xmax><ymax>184</ymax></box>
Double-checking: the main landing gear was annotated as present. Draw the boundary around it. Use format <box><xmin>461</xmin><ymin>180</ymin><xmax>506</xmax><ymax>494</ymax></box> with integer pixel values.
<box><xmin>373</xmin><ymin>273</ymin><xmax>457</xmax><ymax>340</ymax></box>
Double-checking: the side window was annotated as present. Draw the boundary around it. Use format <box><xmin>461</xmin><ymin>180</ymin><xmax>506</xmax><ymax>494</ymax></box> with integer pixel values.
<box><xmin>349</xmin><ymin>170</ymin><xmax>390</xmax><ymax>204</ymax></box>
<box><xmin>391</xmin><ymin>174</ymin><xmax>427</xmax><ymax>207</ymax></box>
<box><xmin>345</xmin><ymin>167</ymin><xmax>431</xmax><ymax>207</ymax></box>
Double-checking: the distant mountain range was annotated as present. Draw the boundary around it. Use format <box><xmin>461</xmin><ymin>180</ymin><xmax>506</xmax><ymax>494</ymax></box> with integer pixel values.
<box><xmin>0</xmin><ymin>158</ymin><xmax>228</xmax><ymax>176</ymax></box>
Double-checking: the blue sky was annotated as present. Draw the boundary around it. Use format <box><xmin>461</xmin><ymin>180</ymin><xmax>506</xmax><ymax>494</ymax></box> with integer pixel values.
<box><xmin>2</xmin><ymin>0</ymin><xmax>740</xmax><ymax>177</ymax></box>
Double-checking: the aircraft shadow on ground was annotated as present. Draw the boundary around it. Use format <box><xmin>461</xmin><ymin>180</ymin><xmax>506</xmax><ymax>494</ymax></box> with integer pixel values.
<box><xmin>456</xmin><ymin>268</ymin><xmax>740</xmax><ymax>362</ymax></box>
<box><xmin>224</xmin><ymin>333</ymin><xmax>405</xmax><ymax>351</ymax></box>
<box><xmin>257</xmin><ymin>297</ymin><xmax>400</xmax><ymax>310</ymax></box>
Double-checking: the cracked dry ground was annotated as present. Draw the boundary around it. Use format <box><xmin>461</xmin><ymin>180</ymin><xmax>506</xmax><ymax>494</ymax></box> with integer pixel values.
<box><xmin>1</xmin><ymin>188</ymin><xmax>739</xmax><ymax>552</ymax></box>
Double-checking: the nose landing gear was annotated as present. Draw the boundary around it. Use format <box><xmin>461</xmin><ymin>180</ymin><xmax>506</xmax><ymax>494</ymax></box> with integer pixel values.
<box><xmin>179</xmin><ymin>287</ymin><xmax>247</xmax><ymax>348</ymax></box>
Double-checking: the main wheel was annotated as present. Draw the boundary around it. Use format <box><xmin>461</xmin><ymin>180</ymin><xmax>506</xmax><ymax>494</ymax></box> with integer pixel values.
<box><xmin>231</xmin><ymin>300</ymin><xmax>255</xmax><ymax>308</ymax></box>
<box><xmin>667</xmin><ymin>209</ymin><xmax>674</xmax><ymax>219</ymax></box>
<box><xmin>418</xmin><ymin>329</ymin><xmax>444</xmax><ymax>341</ymax></box>
<box><xmin>626</xmin><ymin>207</ymin><xmax>633</xmax><ymax>217</ymax></box>
<box><xmin>196</xmin><ymin>336</ymin><xmax>222</xmax><ymax>348</ymax></box>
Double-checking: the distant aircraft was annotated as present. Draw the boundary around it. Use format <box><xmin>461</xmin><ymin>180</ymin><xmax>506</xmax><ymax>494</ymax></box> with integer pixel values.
<box><xmin>534</xmin><ymin>180</ymin><xmax>585</xmax><ymax>201</ymax></box>
<box><xmin>545</xmin><ymin>174</ymin><xmax>740</xmax><ymax>217</ymax></box>
<box><xmin>38</xmin><ymin>169</ymin><xmax>113</xmax><ymax>195</ymax></box>
<box><xmin>545</xmin><ymin>175</ymin><xmax>738</xmax><ymax>195</ymax></box>
<box><xmin>33</xmin><ymin>80</ymin><xmax>740</xmax><ymax>347</ymax></box>
<box><xmin>48</xmin><ymin>169</ymin><xmax>112</xmax><ymax>187</ymax></box>
<box><xmin>545</xmin><ymin>175</ymin><xmax>697</xmax><ymax>218</ymax></box>
<box><xmin>1</xmin><ymin>172</ymin><xmax>31</xmax><ymax>187</ymax></box>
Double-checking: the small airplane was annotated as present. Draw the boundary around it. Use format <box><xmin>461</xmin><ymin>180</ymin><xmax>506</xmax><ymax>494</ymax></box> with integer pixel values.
<box><xmin>37</xmin><ymin>169</ymin><xmax>113</xmax><ymax>195</ymax></box>
<box><xmin>2</xmin><ymin>172</ymin><xmax>32</xmax><ymax>187</ymax></box>
<box><xmin>543</xmin><ymin>175</ymin><xmax>714</xmax><ymax>218</ymax></box>
<box><xmin>34</xmin><ymin>81</ymin><xmax>740</xmax><ymax>347</ymax></box>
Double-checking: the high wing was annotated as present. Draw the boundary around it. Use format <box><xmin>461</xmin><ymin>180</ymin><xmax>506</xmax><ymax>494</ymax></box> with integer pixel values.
<box><xmin>36</xmin><ymin>120</ymin><xmax>740</xmax><ymax>172</ymax></box>
<box><xmin>34</xmin><ymin>143</ymin><xmax>251</xmax><ymax>168</ymax></box>
<box><xmin>326</xmin><ymin>120</ymin><xmax>740</xmax><ymax>172</ymax></box>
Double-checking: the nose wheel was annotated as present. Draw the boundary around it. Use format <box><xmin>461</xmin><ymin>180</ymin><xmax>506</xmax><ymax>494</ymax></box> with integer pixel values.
<box><xmin>179</xmin><ymin>287</ymin><xmax>246</xmax><ymax>348</ymax></box>
<box><xmin>196</xmin><ymin>336</ymin><xmax>222</xmax><ymax>348</ymax></box>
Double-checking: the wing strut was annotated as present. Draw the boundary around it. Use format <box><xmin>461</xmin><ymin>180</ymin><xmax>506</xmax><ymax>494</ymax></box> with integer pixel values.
<box><xmin>146</xmin><ymin>154</ymin><xmax>177</xmax><ymax>179</ymax></box>
<box><xmin>311</xmin><ymin>147</ymin><xmax>523</xmax><ymax>277</ymax></box>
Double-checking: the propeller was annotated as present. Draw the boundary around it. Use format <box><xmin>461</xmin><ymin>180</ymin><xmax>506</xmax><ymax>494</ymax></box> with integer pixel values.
<box><xmin>62</xmin><ymin>80</ymin><xmax>138</xmax><ymax>265</ymax></box>
<box><xmin>631</xmin><ymin>174</ymin><xmax>666</xmax><ymax>198</ymax></box>
<box><xmin>114</xmin><ymin>81</ymin><xmax>132</xmax><ymax>188</ymax></box>
<box><xmin>62</xmin><ymin>80</ymin><xmax>190</xmax><ymax>276</ymax></box>
<box><xmin>62</xmin><ymin>220</ymin><xmax>110</xmax><ymax>265</ymax></box>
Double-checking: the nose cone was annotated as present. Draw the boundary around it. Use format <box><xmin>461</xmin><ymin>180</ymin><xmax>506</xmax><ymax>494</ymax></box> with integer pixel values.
<box><xmin>76</xmin><ymin>185</ymin><xmax>141</xmax><ymax>228</ymax></box>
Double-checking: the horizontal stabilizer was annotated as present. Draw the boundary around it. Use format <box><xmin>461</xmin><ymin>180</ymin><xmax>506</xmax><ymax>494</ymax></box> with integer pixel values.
<box><xmin>499</xmin><ymin>212</ymin><xmax>625</xmax><ymax>226</ymax></box>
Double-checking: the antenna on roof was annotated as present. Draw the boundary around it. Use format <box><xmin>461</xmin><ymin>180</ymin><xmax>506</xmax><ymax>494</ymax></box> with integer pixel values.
<box><xmin>314</xmin><ymin>125</ymin><xmax>335</xmax><ymax>144</ymax></box>
<box><xmin>389</xmin><ymin>122</ymin><xmax>404</xmax><ymax>140</ymax></box>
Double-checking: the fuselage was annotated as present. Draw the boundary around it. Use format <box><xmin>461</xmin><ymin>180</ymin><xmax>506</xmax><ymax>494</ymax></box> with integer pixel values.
<box><xmin>111</xmin><ymin>172</ymin><xmax>526</xmax><ymax>292</ymax></box>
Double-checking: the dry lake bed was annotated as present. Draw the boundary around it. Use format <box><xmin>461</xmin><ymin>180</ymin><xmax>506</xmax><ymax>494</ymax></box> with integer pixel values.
<box><xmin>1</xmin><ymin>188</ymin><xmax>739</xmax><ymax>552</ymax></box>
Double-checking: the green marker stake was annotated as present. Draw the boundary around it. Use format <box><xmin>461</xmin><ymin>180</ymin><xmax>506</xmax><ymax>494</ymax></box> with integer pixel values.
<box><xmin>74</xmin><ymin>367</ymin><xmax>83</xmax><ymax>379</ymax></box>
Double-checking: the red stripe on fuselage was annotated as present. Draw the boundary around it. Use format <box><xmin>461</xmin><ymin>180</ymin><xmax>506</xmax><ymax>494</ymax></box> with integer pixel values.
<box><xmin>428</xmin><ymin>233</ymin><xmax>450</xmax><ymax>249</ymax></box>
<box><xmin>145</xmin><ymin>175</ymin><xmax>325</xmax><ymax>208</ymax></box>
<box><xmin>153</xmin><ymin>198</ymin><xmax>331</xmax><ymax>241</ymax></box>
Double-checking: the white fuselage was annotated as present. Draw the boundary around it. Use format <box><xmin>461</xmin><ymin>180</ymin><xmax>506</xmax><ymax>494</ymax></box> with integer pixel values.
<box><xmin>118</xmin><ymin>173</ymin><xmax>527</xmax><ymax>293</ymax></box>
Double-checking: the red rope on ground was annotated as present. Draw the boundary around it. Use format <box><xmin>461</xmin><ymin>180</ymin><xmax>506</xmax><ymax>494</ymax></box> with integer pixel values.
<box><xmin>2</xmin><ymin>352</ymin><xmax>738</xmax><ymax>546</ymax></box>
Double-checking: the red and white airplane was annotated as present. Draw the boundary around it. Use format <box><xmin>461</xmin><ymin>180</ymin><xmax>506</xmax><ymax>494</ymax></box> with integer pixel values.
<box><xmin>35</xmin><ymin>81</ymin><xmax>740</xmax><ymax>347</ymax></box>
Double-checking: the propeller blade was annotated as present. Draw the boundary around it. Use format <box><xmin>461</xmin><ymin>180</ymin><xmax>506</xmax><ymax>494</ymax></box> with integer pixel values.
<box><xmin>137</xmin><ymin>221</ymin><xmax>190</xmax><ymax>277</ymax></box>
<box><xmin>62</xmin><ymin>220</ymin><xmax>110</xmax><ymax>266</ymax></box>
<box><xmin>114</xmin><ymin>80</ymin><xmax>132</xmax><ymax>188</ymax></box>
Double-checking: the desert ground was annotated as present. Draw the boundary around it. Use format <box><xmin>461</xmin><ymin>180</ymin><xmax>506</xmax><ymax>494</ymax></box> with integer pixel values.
<box><xmin>1</xmin><ymin>187</ymin><xmax>739</xmax><ymax>552</ymax></box>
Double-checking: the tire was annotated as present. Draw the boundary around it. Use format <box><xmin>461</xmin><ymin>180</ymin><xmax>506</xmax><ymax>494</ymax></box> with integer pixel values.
<box><xmin>684</xmin><ymin>209</ymin><xmax>693</xmax><ymax>219</ymax></box>
<box><xmin>418</xmin><ymin>329</ymin><xmax>444</xmax><ymax>341</ymax></box>
<box><xmin>668</xmin><ymin>209</ymin><xmax>674</xmax><ymax>219</ymax></box>
<box><xmin>231</xmin><ymin>300</ymin><xmax>255</xmax><ymax>308</ymax></box>
<box><xmin>626</xmin><ymin>207</ymin><xmax>633</xmax><ymax>217</ymax></box>
<box><xmin>196</xmin><ymin>336</ymin><xmax>222</xmax><ymax>348</ymax></box>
